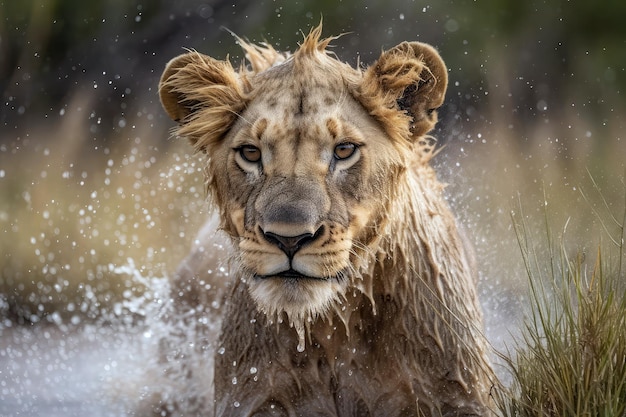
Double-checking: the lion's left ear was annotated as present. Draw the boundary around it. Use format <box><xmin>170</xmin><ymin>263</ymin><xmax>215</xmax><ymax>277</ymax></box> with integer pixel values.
<box><xmin>359</xmin><ymin>42</ymin><xmax>448</xmax><ymax>141</ymax></box>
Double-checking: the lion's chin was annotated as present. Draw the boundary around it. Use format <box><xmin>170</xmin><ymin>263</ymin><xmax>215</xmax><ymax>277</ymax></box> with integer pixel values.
<box><xmin>248</xmin><ymin>274</ymin><xmax>345</xmax><ymax>325</ymax></box>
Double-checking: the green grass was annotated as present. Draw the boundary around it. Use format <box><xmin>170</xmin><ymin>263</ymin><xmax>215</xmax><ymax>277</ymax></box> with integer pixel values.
<box><xmin>496</xmin><ymin>188</ymin><xmax>626</xmax><ymax>416</ymax></box>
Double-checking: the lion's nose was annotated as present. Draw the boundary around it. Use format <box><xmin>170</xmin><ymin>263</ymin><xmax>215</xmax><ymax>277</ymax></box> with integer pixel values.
<box><xmin>263</xmin><ymin>227</ymin><xmax>323</xmax><ymax>258</ymax></box>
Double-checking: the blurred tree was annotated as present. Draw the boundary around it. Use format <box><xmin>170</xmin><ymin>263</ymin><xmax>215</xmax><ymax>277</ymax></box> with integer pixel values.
<box><xmin>0</xmin><ymin>0</ymin><xmax>624</xmax><ymax>145</ymax></box>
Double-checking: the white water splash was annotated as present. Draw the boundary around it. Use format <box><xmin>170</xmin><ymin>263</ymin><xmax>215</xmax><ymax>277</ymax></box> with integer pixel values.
<box><xmin>0</xmin><ymin>257</ymin><xmax>224</xmax><ymax>416</ymax></box>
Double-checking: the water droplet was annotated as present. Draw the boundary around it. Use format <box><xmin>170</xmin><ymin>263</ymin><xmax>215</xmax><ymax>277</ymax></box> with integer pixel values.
<box><xmin>295</xmin><ymin>323</ymin><xmax>306</xmax><ymax>352</ymax></box>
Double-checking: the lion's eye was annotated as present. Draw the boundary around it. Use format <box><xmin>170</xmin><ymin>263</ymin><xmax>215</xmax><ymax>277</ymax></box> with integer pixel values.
<box><xmin>239</xmin><ymin>145</ymin><xmax>261</xmax><ymax>163</ymax></box>
<box><xmin>333</xmin><ymin>142</ymin><xmax>357</xmax><ymax>160</ymax></box>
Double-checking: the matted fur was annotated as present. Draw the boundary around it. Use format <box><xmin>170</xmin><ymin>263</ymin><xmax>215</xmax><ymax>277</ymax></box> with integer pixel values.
<box><xmin>158</xmin><ymin>24</ymin><xmax>496</xmax><ymax>416</ymax></box>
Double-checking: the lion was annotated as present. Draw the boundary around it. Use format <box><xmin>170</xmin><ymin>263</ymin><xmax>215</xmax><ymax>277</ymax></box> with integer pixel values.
<box><xmin>157</xmin><ymin>24</ymin><xmax>496</xmax><ymax>416</ymax></box>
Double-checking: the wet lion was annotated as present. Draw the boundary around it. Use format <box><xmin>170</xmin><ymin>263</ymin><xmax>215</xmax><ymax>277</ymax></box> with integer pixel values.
<box><xmin>157</xmin><ymin>25</ymin><xmax>496</xmax><ymax>416</ymax></box>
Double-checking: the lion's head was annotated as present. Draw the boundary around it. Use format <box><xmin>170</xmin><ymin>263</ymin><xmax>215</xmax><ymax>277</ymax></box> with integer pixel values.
<box><xmin>159</xmin><ymin>26</ymin><xmax>448</xmax><ymax>327</ymax></box>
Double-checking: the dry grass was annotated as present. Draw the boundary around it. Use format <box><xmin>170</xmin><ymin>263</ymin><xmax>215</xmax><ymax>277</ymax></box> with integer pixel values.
<box><xmin>0</xmin><ymin>93</ymin><xmax>208</xmax><ymax>324</ymax></box>
<box><xmin>495</xmin><ymin>189</ymin><xmax>626</xmax><ymax>416</ymax></box>
<box><xmin>440</xmin><ymin>108</ymin><xmax>626</xmax><ymax>299</ymax></box>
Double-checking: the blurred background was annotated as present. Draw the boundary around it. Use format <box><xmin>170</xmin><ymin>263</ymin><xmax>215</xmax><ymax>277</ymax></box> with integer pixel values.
<box><xmin>1</xmin><ymin>0</ymin><xmax>625</xmax><ymax>361</ymax></box>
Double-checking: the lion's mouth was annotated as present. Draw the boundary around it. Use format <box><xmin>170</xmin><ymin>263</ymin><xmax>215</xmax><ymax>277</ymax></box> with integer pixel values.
<box><xmin>248</xmin><ymin>267</ymin><xmax>348</xmax><ymax>323</ymax></box>
<box><xmin>256</xmin><ymin>269</ymin><xmax>327</xmax><ymax>281</ymax></box>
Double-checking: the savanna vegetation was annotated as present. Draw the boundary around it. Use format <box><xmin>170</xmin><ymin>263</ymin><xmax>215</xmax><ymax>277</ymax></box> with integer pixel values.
<box><xmin>495</xmin><ymin>192</ymin><xmax>626</xmax><ymax>416</ymax></box>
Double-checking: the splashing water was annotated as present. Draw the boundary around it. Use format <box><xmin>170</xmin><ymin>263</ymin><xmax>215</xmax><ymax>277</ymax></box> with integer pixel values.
<box><xmin>0</xmin><ymin>258</ymin><xmax>223</xmax><ymax>416</ymax></box>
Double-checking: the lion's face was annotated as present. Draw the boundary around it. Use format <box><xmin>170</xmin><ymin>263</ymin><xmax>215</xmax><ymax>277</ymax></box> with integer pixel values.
<box><xmin>159</xmin><ymin>27</ymin><xmax>448</xmax><ymax>323</ymax></box>
<box><xmin>217</xmin><ymin>72</ymin><xmax>402</xmax><ymax>321</ymax></box>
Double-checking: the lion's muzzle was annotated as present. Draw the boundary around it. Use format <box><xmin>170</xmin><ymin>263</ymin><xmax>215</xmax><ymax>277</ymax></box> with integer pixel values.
<box><xmin>246</xmin><ymin>176</ymin><xmax>335</xmax><ymax>278</ymax></box>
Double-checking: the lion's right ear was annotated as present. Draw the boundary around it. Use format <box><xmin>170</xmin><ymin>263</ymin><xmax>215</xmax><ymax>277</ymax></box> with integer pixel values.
<box><xmin>159</xmin><ymin>52</ymin><xmax>248</xmax><ymax>152</ymax></box>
